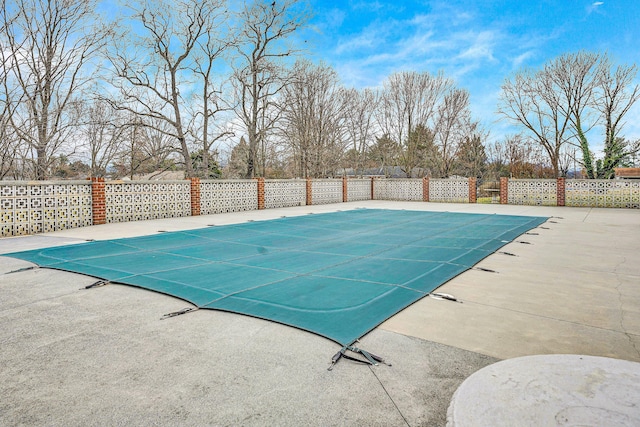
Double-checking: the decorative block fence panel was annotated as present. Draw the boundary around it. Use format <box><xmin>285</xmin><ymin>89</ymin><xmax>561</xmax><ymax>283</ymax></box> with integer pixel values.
<box><xmin>429</xmin><ymin>179</ymin><xmax>470</xmax><ymax>203</ymax></box>
<box><xmin>3</xmin><ymin>177</ymin><xmax>640</xmax><ymax>237</ymax></box>
<box><xmin>105</xmin><ymin>181</ymin><xmax>191</xmax><ymax>223</ymax></box>
<box><xmin>507</xmin><ymin>179</ymin><xmax>557</xmax><ymax>206</ymax></box>
<box><xmin>374</xmin><ymin>179</ymin><xmax>423</xmax><ymax>201</ymax></box>
<box><xmin>264</xmin><ymin>179</ymin><xmax>306</xmax><ymax>209</ymax></box>
<box><xmin>200</xmin><ymin>180</ymin><xmax>258</xmax><ymax>215</ymax></box>
<box><xmin>347</xmin><ymin>179</ymin><xmax>372</xmax><ymax>202</ymax></box>
<box><xmin>0</xmin><ymin>181</ymin><xmax>92</xmax><ymax>237</ymax></box>
<box><xmin>566</xmin><ymin>179</ymin><xmax>640</xmax><ymax>208</ymax></box>
<box><xmin>311</xmin><ymin>179</ymin><xmax>343</xmax><ymax>205</ymax></box>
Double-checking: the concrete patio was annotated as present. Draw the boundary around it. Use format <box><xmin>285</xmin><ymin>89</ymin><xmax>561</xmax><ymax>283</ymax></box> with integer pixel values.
<box><xmin>1</xmin><ymin>201</ymin><xmax>638</xmax><ymax>426</ymax></box>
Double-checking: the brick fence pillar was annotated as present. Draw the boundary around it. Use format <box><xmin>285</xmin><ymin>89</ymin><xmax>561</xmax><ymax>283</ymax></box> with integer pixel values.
<box><xmin>371</xmin><ymin>177</ymin><xmax>375</xmax><ymax>200</ymax></box>
<box><xmin>342</xmin><ymin>176</ymin><xmax>348</xmax><ymax>202</ymax></box>
<box><xmin>306</xmin><ymin>178</ymin><xmax>313</xmax><ymax>206</ymax></box>
<box><xmin>189</xmin><ymin>177</ymin><xmax>201</xmax><ymax>216</ymax></box>
<box><xmin>469</xmin><ymin>177</ymin><xmax>477</xmax><ymax>203</ymax></box>
<box><xmin>500</xmin><ymin>177</ymin><xmax>509</xmax><ymax>204</ymax></box>
<box><xmin>257</xmin><ymin>177</ymin><xmax>265</xmax><ymax>210</ymax></box>
<box><xmin>557</xmin><ymin>177</ymin><xmax>566</xmax><ymax>207</ymax></box>
<box><xmin>423</xmin><ymin>177</ymin><xmax>430</xmax><ymax>202</ymax></box>
<box><xmin>91</xmin><ymin>177</ymin><xmax>106</xmax><ymax>225</ymax></box>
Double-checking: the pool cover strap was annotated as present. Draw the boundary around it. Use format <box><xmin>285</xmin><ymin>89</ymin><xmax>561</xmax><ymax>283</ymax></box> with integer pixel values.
<box><xmin>161</xmin><ymin>307</ymin><xmax>197</xmax><ymax>320</ymax></box>
<box><xmin>328</xmin><ymin>345</ymin><xmax>390</xmax><ymax>371</ymax></box>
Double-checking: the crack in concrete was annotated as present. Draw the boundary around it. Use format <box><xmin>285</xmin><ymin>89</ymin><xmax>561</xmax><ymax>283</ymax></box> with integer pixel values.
<box><xmin>581</xmin><ymin>207</ymin><xmax>593</xmax><ymax>223</ymax></box>
<box><xmin>368</xmin><ymin>365</ymin><xmax>411</xmax><ymax>427</ymax></box>
<box><xmin>612</xmin><ymin>257</ymin><xmax>640</xmax><ymax>360</ymax></box>
<box><xmin>463</xmin><ymin>299</ymin><xmax>640</xmax><ymax>340</ymax></box>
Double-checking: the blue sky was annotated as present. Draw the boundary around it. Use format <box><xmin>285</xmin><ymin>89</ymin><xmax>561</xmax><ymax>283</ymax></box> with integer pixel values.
<box><xmin>302</xmin><ymin>0</ymin><xmax>640</xmax><ymax>146</ymax></box>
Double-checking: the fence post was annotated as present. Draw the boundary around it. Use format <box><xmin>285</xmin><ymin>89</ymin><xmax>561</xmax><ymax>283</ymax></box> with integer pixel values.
<box><xmin>500</xmin><ymin>177</ymin><xmax>509</xmax><ymax>204</ymax></box>
<box><xmin>557</xmin><ymin>177</ymin><xmax>566</xmax><ymax>207</ymax></box>
<box><xmin>342</xmin><ymin>176</ymin><xmax>348</xmax><ymax>203</ymax></box>
<box><xmin>257</xmin><ymin>177</ymin><xmax>265</xmax><ymax>210</ymax></box>
<box><xmin>306</xmin><ymin>178</ymin><xmax>313</xmax><ymax>206</ymax></box>
<box><xmin>91</xmin><ymin>177</ymin><xmax>106</xmax><ymax>225</ymax></box>
<box><xmin>371</xmin><ymin>177</ymin><xmax>375</xmax><ymax>200</ymax></box>
<box><xmin>423</xmin><ymin>177</ymin><xmax>430</xmax><ymax>202</ymax></box>
<box><xmin>189</xmin><ymin>177</ymin><xmax>201</xmax><ymax>216</ymax></box>
<box><xmin>469</xmin><ymin>177</ymin><xmax>477</xmax><ymax>203</ymax></box>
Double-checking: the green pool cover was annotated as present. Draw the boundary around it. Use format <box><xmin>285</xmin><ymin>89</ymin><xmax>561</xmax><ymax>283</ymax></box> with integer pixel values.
<box><xmin>7</xmin><ymin>209</ymin><xmax>547</xmax><ymax>346</ymax></box>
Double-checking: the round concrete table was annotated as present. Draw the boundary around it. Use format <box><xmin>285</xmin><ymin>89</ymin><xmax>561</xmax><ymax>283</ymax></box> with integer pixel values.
<box><xmin>447</xmin><ymin>354</ymin><xmax>640</xmax><ymax>426</ymax></box>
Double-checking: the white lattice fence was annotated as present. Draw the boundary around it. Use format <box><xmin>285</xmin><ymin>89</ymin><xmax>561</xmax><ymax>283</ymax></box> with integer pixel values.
<box><xmin>105</xmin><ymin>181</ymin><xmax>190</xmax><ymax>223</ymax></box>
<box><xmin>374</xmin><ymin>179</ymin><xmax>423</xmax><ymax>201</ymax></box>
<box><xmin>264</xmin><ymin>179</ymin><xmax>306</xmax><ymax>209</ymax></box>
<box><xmin>507</xmin><ymin>179</ymin><xmax>557</xmax><ymax>206</ymax></box>
<box><xmin>347</xmin><ymin>179</ymin><xmax>371</xmax><ymax>201</ymax></box>
<box><xmin>0</xmin><ymin>181</ymin><xmax>92</xmax><ymax>237</ymax></box>
<box><xmin>429</xmin><ymin>179</ymin><xmax>469</xmax><ymax>203</ymax></box>
<box><xmin>566</xmin><ymin>179</ymin><xmax>640</xmax><ymax>208</ymax></box>
<box><xmin>200</xmin><ymin>180</ymin><xmax>257</xmax><ymax>214</ymax></box>
<box><xmin>311</xmin><ymin>179</ymin><xmax>343</xmax><ymax>205</ymax></box>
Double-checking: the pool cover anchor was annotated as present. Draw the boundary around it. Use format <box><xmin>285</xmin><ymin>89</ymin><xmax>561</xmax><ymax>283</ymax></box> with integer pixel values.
<box><xmin>161</xmin><ymin>307</ymin><xmax>197</xmax><ymax>320</ymax></box>
<box><xmin>328</xmin><ymin>345</ymin><xmax>391</xmax><ymax>371</ymax></box>
<box><xmin>83</xmin><ymin>280</ymin><xmax>110</xmax><ymax>289</ymax></box>
<box><xmin>4</xmin><ymin>266</ymin><xmax>38</xmax><ymax>274</ymax></box>
<box><xmin>474</xmin><ymin>267</ymin><xmax>497</xmax><ymax>273</ymax></box>
<box><xmin>430</xmin><ymin>292</ymin><xmax>463</xmax><ymax>303</ymax></box>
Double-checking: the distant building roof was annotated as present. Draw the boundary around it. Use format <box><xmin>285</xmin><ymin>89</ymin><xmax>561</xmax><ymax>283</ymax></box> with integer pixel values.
<box><xmin>614</xmin><ymin>168</ymin><xmax>640</xmax><ymax>179</ymax></box>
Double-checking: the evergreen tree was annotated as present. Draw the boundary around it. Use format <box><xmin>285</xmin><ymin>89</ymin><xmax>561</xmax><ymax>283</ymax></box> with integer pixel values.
<box><xmin>225</xmin><ymin>137</ymin><xmax>250</xmax><ymax>178</ymax></box>
<box><xmin>455</xmin><ymin>134</ymin><xmax>488</xmax><ymax>178</ymax></box>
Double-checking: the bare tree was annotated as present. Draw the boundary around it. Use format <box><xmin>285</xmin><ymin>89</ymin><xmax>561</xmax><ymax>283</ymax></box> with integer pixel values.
<box><xmin>433</xmin><ymin>88</ymin><xmax>473</xmax><ymax>177</ymax></box>
<box><xmin>0</xmin><ymin>34</ymin><xmax>18</xmax><ymax>179</ymax></box>
<box><xmin>499</xmin><ymin>51</ymin><xmax>640</xmax><ymax>179</ymax></box>
<box><xmin>189</xmin><ymin>6</ymin><xmax>234</xmax><ymax>178</ymax></box>
<box><xmin>140</xmin><ymin>117</ymin><xmax>179</xmax><ymax>173</ymax></box>
<box><xmin>0</xmin><ymin>104</ymin><xmax>20</xmax><ymax>179</ymax></box>
<box><xmin>377</xmin><ymin>71</ymin><xmax>454</xmax><ymax>177</ymax></box>
<box><xmin>546</xmin><ymin>52</ymin><xmax>601</xmax><ymax>178</ymax></box>
<box><xmin>107</xmin><ymin>0</ymin><xmax>229</xmax><ymax>178</ymax></box>
<box><xmin>79</xmin><ymin>100</ymin><xmax>126</xmax><ymax>177</ymax></box>
<box><xmin>280</xmin><ymin>60</ymin><xmax>347</xmax><ymax>178</ymax></box>
<box><xmin>596</xmin><ymin>59</ymin><xmax>640</xmax><ymax>178</ymax></box>
<box><xmin>112</xmin><ymin>119</ymin><xmax>144</xmax><ymax>180</ymax></box>
<box><xmin>232</xmin><ymin>0</ymin><xmax>309</xmax><ymax>178</ymax></box>
<box><xmin>495</xmin><ymin>134</ymin><xmax>554</xmax><ymax>178</ymax></box>
<box><xmin>485</xmin><ymin>139</ymin><xmax>506</xmax><ymax>180</ymax></box>
<box><xmin>0</xmin><ymin>0</ymin><xmax>108</xmax><ymax>179</ymax></box>
<box><xmin>111</xmin><ymin>115</ymin><xmax>177</xmax><ymax>180</ymax></box>
<box><xmin>0</xmin><ymin>0</ymin><xmax>16</xmax><ymax>178</ymax></box>
<box><xmin>343</xmin><ymin>88</ymin><xmax>378</xmax><ymax>175</ymax></box>
<box><xmin>498</xmin><ymin>67</ymin><xmax>572</xmax><ymax>178</ymax></box>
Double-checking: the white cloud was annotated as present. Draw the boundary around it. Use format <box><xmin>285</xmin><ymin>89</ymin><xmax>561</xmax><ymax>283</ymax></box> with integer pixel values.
<box><xmin>322</xmin><ymin>8</ymin><xmax>347</xmax><ymax>30</ymax></box>
<box><xmin>587</xmin><ymin>1</ymin><xmax>604</xmax><ymax>15</ymax></box>
<box><xmin>335</xmin><ymin>27</ymin><xmax>380</xmax><ymax>54</ymax></box>
<box><xmin>619</xmin><ymin>102</ymin><xmax>640</xmax><ymax>143</ymax></box>
<box><xmin>455</xmin><ymin>31</ymin><xmax>496</xmax><ymax>62</ymax></box>
<box><xmin>349</xmin><ymin>1</ymin><xmax>385</xmax><ymax>12</ymax></box>
<box><xmin>512</xmin><ymin>51</ymin><xmax>535</xmax><ymax>69</ymax></box>
<box><xmin>332</xmin><ymin>10</ymin><xmax>499</xmax><ymax>78</ymax></box>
